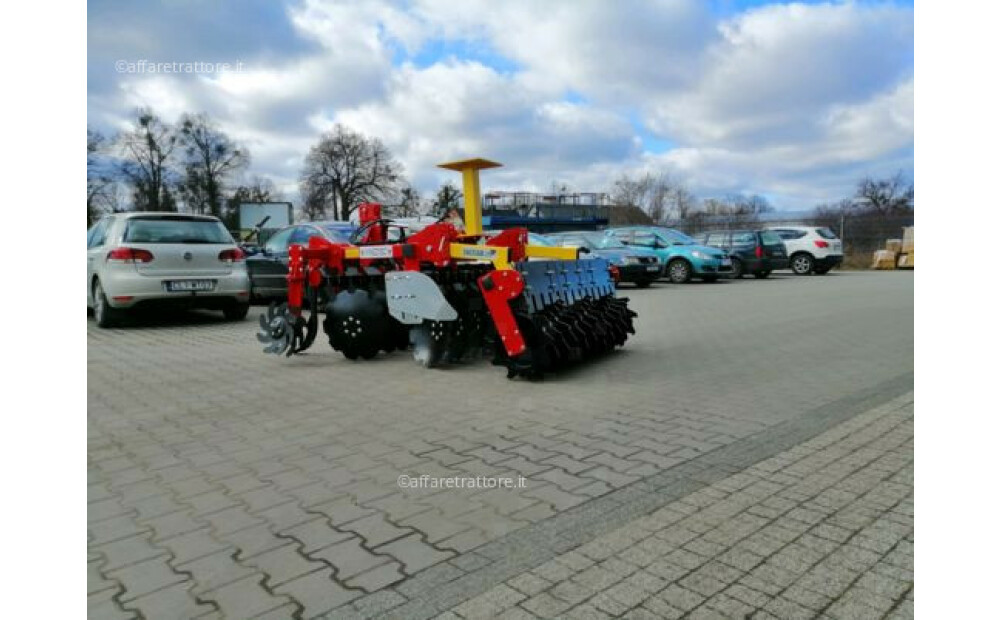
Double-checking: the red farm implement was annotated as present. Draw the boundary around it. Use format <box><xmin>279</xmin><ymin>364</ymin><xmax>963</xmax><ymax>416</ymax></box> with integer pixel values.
<box><xmin>256</xmin><ymin>159</ymin><xmax>637</xmax><ymax>378</ymax></box>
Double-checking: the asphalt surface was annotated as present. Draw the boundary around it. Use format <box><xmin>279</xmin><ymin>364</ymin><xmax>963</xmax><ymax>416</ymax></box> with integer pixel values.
<box><xmin>88</xmin><ymin>270</ymin><xmax>913</xmax><ymax>619</ymax></box>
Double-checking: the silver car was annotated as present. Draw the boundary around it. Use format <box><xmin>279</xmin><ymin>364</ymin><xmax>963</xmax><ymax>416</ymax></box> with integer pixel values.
<box><xmin>87</xmin><ymin>212</ymin><xmax>251</xmax><ymax>327</ymax></box>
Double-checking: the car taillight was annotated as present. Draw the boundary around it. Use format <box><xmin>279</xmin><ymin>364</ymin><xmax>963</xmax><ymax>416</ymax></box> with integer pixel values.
<box><xmin>755</xmin><ymin>245</ymin><xmax>764</xmax><ymax>258</ymax></box>
<box><xmin>106</xmin><ymin>248</ymin><xmax>154</xmax><ymax>263</ymax></box>
<box><xmin>608</xmin><ymin>264</ymin><xmax>621</xmax><ymax>283</ymax></box>
<box><xmin>814</xmin><ymin>240</ymin><xmax>829</xmax><ymax>248</ymax></box>
<box><xmin>218</xmin><ymin>248</ymin><xmax>245</xmax><ymax>263</ymax></box>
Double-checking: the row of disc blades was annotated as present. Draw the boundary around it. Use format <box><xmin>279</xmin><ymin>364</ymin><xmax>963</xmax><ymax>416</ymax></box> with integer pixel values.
<box><xmin>495</xmin><ymin>295</ymin><xmax>637</xmax><ymax>379</ymax></box>
<box><xmin>257</xmin><ymin>276</ymin><xmax>638</xmax><ymax>380</ymax></box>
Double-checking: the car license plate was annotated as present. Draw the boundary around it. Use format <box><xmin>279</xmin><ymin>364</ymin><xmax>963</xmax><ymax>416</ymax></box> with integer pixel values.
<box><xmin>166</xmin><ymin>280</ymin><xmax>216</xmax><ymax>292</ymax></box>
<box><xmin>646</xmin><ymin>265</ymin><xmax>660</xmax><ymax>272</ymax></box>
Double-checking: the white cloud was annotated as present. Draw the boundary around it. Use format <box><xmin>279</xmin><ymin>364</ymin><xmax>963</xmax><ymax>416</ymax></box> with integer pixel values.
<box><xmin>87</xmin><ymin>0</ymin><xmax>914</xmax><ymax>210</ymax></box>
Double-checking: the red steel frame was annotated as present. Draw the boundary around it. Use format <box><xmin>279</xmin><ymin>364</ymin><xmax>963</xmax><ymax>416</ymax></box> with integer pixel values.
<box><xmin>282</xmin><ymin>203</ymin><xmax>533</xmax><ymax>357</ymax></box>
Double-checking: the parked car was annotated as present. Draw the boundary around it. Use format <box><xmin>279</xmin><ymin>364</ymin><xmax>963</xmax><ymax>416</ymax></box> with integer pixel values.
<box><xmin>605</xmin><ymin>226</ymin><xmax>733</xmax><ymax>283</ymax></box>
<box><xmin>86</xmin><ymin>213</ymin><xmax>251</xmax><ymax>327</ymax></box>
<box><xmin>692</xmin><ymin>229</ymin><xmax>789</xmax><ymax>279</ymax></box>
<box><xmin>768</xmin><ymin>226</ymin><xmax>844</xmax><ymax>275</ymax></box>
<box><xmin>543</xmin><ymin>231</ymin><xmax>663</xmax><ymax>287</ymax></box>
<box><xmin>246</xmin><ymin>221</ymin><xmax>354</xmax><ymax>301</ymax></box>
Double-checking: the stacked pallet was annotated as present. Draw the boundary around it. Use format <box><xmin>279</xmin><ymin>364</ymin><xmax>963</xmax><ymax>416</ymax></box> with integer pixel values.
<box><xmin>897</xmin><ymin>227</ymin><xmax>914</xmax><ymax>269</ymax></box>
<box><xmin>871</xmin><ymin>227</ymin><xmax>914</xmax><ymax>270</ymax></box>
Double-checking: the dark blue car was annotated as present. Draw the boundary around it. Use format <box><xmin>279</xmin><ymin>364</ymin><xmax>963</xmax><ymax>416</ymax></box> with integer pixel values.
<box><xmin>536</xmin><ymin>231</ymin><xmax>664</xmax><ymax>287</ymax></box>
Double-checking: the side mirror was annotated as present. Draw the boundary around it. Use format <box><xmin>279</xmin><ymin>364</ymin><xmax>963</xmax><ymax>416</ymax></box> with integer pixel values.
<box><xmin>578</xmin><ymin>246</ymin><xmax>592</xmax><ymax>254</ymax></box>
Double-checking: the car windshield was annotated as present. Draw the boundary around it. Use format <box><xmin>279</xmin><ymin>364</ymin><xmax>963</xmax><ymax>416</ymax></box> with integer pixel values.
<box><xmin>124</xmin><ymin>217</ymin><xmax>232</xmax><ymax>244</ymax></box>
<box><xmin>655</xmin><ymin>229</ymin><xmax>696</xmax><ymax>245</ymax></box>
<box><xmin>583</xmin><ymin>232</ymin><xmax>626</xmax><ymax>249</ymax></box>
<box><xmin>815</xmin><ymin>227</ymin><xmax>838</xmax><ymax>239</ymax></box>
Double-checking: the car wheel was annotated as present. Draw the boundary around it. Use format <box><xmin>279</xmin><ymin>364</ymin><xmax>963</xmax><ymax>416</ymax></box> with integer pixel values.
<box><xmin>92</xmin><ymin>280</ymin><xmax>121</xmax><ymax>328</ymax></box>
<box><xmin>667</xmin><ymin>259</ymin><xmax>692</xmax><ymax>284</ymax></box>
<box><xmin>635</xmin><ymin>279</ymin><xmax>652</xmax><ymax>289</ymax></box>
<box><xmin>753</xmin><ymin>270</ymin><xmax>771</xmax><ymax>279</ymax></box>
<box><xmin>790</xmin><ymin>253</ymin><xmax>814</xmax><ymax>275</ymax></box>
<box><xmin>813</xmin><ymin>265</ymin><xmax>831</xmax><ymax>275</ymax></box>
<box><xmin>731</xmin><ymin>258</ymin><xmax>744</xmax><ymax>279</ymax></box>
<box><xmin>224</xmin><ymin>302</ymin><xmax>250</xmax><ymax>321</ymax></box>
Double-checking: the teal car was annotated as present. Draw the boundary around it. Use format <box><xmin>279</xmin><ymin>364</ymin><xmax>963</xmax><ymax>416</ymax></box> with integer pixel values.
<box><xmin>605</xmin><ymin>226</ymin><xmax>734</xmax><ymax>283</ymax></box>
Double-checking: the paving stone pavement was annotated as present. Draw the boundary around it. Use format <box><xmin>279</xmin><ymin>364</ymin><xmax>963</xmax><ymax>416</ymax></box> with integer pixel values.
<box><xmin>88</xmin><ymin>272</ymin><xmax>913</xmax><ymax>619</ymax></box>
<box><xmin>437</xmin><ymin>392</ymin><xmax>913</xmax><ymax>620</ymax></box>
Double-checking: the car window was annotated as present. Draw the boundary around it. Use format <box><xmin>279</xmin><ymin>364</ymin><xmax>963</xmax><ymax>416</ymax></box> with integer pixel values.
<box><xmin>706</xmin><ymin>232</ymin><xmax>728</xmax><ymax>246</ymax></box>
<box><xmin>124</xmin><ymin>216</ymin><xmax>232</xmax><ymax>244</ymax></box>
<box><xmin>774</xmin><ymin>229</ymin><xmax>807</xmax><ymax>240</ymax></box>
<box><xmin>264</xmin><ymin>227</ymin><xmax>295</xmax><ymax>254</ymax></box>
<box><xmin>761</xmin><ymin>231</ymin><xmax>783</xmax><ymax>245</ymax></box>
<box><xmin>528</xmin><ymin>234</ymin><xmax>555</xmax><ymax>247</ymax></box>
<box><xmin>289</xmin><ymin>226</ymin><xmax>314</xmax><ymax>245</ymax></box>
<box><xmin>633</xmin><ymin>231</ymin><xmax>657</xmax><ymax>247</ymax></box>
<box><xmin>319</xmin><ymin>225</ymin><xmax>351</xmax><ymax>242</ymax></box>
<box><xmin>731</xmin><ymin>231</ymin><xmax>755</xmax><ymax>244</ymax></box>
<box><xmin>611</xmin><ymin>230</ymin><xmax>632</xmax><ymax>244</ymax></box>
<box><xmin>587</xmin><ymin>233</ymin><xmax>626</xmax><ymax>249</ymax></box>
<box><xmin>87</xmin><ymin>218</ymin><xmax>111</xmax><ymax>248</ymax></box>
<box><xmin>815</xmin><ymin>227</ymin><xmax>838</xmax><ymax>239</ymax></box>
<box><xmin>656</xmin><ymin>229</ymin><xmax>695</xmax><ymax>245</ymax></box>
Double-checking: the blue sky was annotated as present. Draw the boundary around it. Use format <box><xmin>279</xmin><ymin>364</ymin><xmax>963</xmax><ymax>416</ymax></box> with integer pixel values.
<box><xmin>88</xmin><ymin>0</ymin><xmax>914</xmax><ymax>209</ymax></box>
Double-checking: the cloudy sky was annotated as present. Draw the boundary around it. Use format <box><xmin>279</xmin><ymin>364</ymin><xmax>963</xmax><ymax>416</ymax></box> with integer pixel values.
<box><xmin>87</xmin><ymin>0</ymin><xmax>913</xmax><ymax>210</ymax></box>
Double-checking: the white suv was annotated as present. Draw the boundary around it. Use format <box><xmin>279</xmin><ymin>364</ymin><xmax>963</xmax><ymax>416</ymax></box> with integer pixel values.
<box><xmin>87</xmin><ymin>212</ymin><xmax>252</xmax><ymax>327</ymax></box>
<box><xmin>768</xmin><ymin>226</ymin><xmax>844</xmax><ymax>275</ymax></box>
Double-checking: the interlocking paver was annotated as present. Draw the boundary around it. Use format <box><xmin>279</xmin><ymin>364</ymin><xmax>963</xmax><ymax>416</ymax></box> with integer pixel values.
<box><xmin>437</xmin><ymin>393</ymin><xmax>913</xmax><ymax>619</ymax></box>
<box><xmin>310</xmin><ymin>536</ymin><xmax>391</xmax><ymax>580</ymax></box>
<box><xmin>89</xmin><ymin>273</ymin><xmax>913</xmax><ymax>618</ymax></box>
<box><xmin>273</xmin><ymin>569</ymin><xmax>361</xmax><ymax>617</ymax></box>
<box><xmin>375</xmin><ymin>533</ymin><xmax>455</xmax><ymax>574</ymax></box>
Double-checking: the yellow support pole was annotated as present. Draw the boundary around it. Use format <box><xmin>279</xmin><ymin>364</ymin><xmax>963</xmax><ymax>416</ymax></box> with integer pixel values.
<box><xmin>437</xmin><ymin>158</ymin><xmax>502</xmax><ymax>236</ymax></box>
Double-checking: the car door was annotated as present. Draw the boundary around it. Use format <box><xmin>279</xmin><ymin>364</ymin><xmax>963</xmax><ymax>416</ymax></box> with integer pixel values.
<box><xmin>729</xmin><ymin>231</ymin><xmax>756</xmax><ymax>261</ymax></box>
<box><xmin>86</xmin><ymin>217</ymin><xmax>113</xmax><ymax>305</ymax></box>
<box><xmin>249</xmin><ymin>226</ymin><xmax>296</xmax><ymax>298</ymax></box>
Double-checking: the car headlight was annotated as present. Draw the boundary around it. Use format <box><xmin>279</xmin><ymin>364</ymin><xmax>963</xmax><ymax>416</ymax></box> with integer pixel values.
<box><xmin>691</xmin><ymin>250</ymin><xmax>711</xmax><ymax>260</ymax></box>
<box><xmin>624</xmin><ymin>256</ymin><xmax>641</xmax><ymax>265</ymax></box>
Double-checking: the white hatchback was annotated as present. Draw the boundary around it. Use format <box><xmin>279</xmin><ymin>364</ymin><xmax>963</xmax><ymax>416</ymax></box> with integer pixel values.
<box><xmin>768</xmin><ymin>226</ymin><xmax>844</xmax><ymax>275</ymax></box>
<box><xmin>87</xmin><ymin>212</ymin><xmax>251</xmax><ymax>327</ymax></box>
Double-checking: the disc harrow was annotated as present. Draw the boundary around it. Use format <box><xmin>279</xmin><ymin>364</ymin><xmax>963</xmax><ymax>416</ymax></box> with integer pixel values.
<box><xmin>255</xmin><ymin>158</ymin><xmax>640</xmax><ymax>379</ymax></box>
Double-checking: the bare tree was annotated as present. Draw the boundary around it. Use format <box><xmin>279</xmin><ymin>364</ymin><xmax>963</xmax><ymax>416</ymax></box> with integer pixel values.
<box><xmin>855</xmin><ymin>172</ymin><xmax>914</xmax><ymax>215</ymax></box>
<box><xmin>225</xmin><ymin>176</ymin><xmax>282</xmax><ymax>229</ymax></box>
<box><xmin>178</xmin><ymin>113</ymin><xmax>249</xmax><ymax>217</ymax></box>
<box><xmin>88</xmin><ymin>128</ymin><xmax>113</xmax><ymax>225</ymax></box>
<box><xmin>668</xmin><ymin>185</ymin><xmax>697</xmax><ymax>221</ymax></box>
<box><xmin>299</xmin><ymin>125</ymin><xmax>403</xmax><ymax>221</ymax></box>
<box><xmin>299</xmin><ymin>183</ymin><xmax>328</xmax><ymax>221</ymax></box>
<box><xmin>117</xmin><ymin>108</ymin><xmax>179</xmax><ymax>211</ymax></box>
<box><xmin>397</xmin><ymin>185</ymin><xmax>421</xmax><ymax>217</ymax></box>
<box><xmin>610</xmin><ymin>172</ymin><xmax>676</xmax><ymax>223</ymax></box>
<box><xmin>433</xmin><ymin>182</ymin><xmax>462</xmax><ymax>214</ymax></box>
